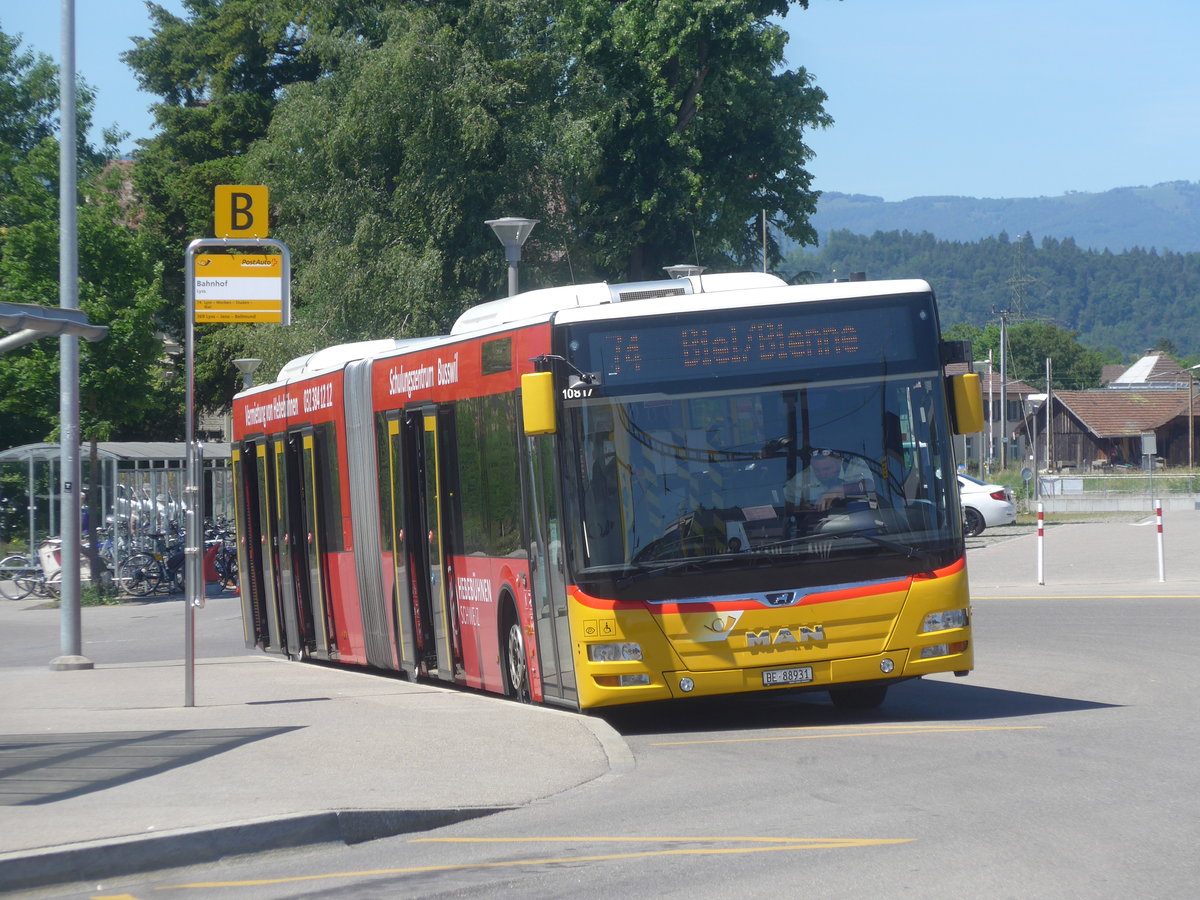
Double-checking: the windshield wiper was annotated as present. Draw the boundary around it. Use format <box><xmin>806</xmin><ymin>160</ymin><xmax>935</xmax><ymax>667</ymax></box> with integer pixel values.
<box><xmin>613</xmin><ymin>554</ymin><xmax>744</xmax><ymax>588</ymax></box>
<box><xmin>754</xmin><ymin>528</ymin><xmax>937</xmax><ymax>569</ymax></box>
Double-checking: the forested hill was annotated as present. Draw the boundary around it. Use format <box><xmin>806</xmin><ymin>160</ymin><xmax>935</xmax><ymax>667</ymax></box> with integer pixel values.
<box><xmin>810</xmin><ymin>182</ymin><xmax>1200</xmax><ymax>254</ymax></box>
<box><xmin>784</xmin><ymin>230</ymin><xmax>1200</xmax><ymax>358</ymax></box>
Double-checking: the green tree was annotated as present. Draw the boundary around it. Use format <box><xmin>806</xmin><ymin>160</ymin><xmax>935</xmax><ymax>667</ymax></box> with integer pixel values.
<box><xmin>796</xmin><ymin>228</ymin><xmax>1200</xmax><ymax>363</ymax></box>
<box><xmin>127</xmin><ymin>1</ymin><xmax>832</xmax><ymax>378</ymax></box>
<box><xmin>0</xmin><ymin>28</ymin><xmax>170</xmax><ymax>448</ymax></box>
<box><xmin>552</xmin><ymin>0</ymin><xmax>830</xmax><ymax>279</ymax></box>
<box><xmin>122</xmin><ymin>0</ymin><xmax>335</xmax><ymax>402</ymax></box>
<box><xmin>959</xmin><ymin>320</ymin><xmax>1104</xmax><ymax>391</ymax></box>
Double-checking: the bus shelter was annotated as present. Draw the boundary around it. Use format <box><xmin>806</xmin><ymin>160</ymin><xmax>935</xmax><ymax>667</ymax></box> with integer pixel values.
<box><xmin>0</xmin><ymin>442</ymin><xmax>232</xmax><ymax>554</ymax></box>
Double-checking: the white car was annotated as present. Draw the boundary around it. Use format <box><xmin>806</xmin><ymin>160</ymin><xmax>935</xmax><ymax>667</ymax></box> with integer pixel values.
<box><xmin>958</xmin><ymin>473</ymin><xmax>1016</xmax><ymax>536</ymax></box>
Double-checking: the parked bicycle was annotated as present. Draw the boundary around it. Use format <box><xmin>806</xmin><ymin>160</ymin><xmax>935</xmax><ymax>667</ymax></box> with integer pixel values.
<box><xmin>0</xmin><ymin>537</ymin><xmax>113</xmax><ymax>600</ymax></box>
<box><xmin>115</xmin><ymin>530</ymin><xmax>185</xmax><ymax>597</ymax></box>
<box><xmin>0</xmin><ymin>553</ymin><xmax>40</xmax><ymax>600</ymax></box>
<box><xmin>204</xmin><ymin>518</ymin><xmax>238</xmax><ymax>592</ymax></box>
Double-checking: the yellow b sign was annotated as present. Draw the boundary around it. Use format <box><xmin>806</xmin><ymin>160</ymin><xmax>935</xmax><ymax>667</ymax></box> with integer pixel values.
<box><xmin>214</xmin><ymin>185</ymin><xmax>269</xmax><ymax>238</ymax></box>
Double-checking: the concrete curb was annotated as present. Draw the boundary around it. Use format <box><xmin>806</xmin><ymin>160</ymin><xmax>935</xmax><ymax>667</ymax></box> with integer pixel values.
<box><xmin>0</xmin><ymin>806</ymin><xmax>507</xmax><ymax>893</ymax></box>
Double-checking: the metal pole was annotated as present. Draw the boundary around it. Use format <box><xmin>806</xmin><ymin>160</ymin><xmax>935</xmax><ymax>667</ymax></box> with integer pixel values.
<box><xmin>27</xmin><ymin>456</ymin><xmax>35</xmax><ymax>555</ymax></box>
<box><xmin>986</xmin><ymin>351</ymin><xmax>994</xmax><ymax>476</ymax></box>
<box><xmin>182</xmin><ymin>237</ymin><xmax>289</xmax><ymax>706</ymax></box>
<box><xmin>51</xmin><ymin>0</ymin><xmax>91</xmax><ymax>672</ymax></box>
<box><xmin>1045</xmin><ymin>358</ymin><xmax>1053</xmax><ymax>472</ymax></box>
<box><xmin>506</xmin><ymin>256</ymin><xmax>519</xmax><ymax>297</ymax></box>
<box><xmin>999</xmin><ymin>313</ymin><xmax>1009</xmax><ymax>470</ymax></box>
<box><xmin>184</xmin><ymin>250</ymin><xmax>198</xmax><ymax>706</ymax></box>
<box><xmin>762</xmin><ymin>209</ymin><xmax>768</xmax><ymax>273</ymax></box>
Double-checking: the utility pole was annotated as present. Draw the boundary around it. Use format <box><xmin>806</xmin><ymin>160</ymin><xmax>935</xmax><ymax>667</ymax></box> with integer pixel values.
<box><xmin>986</xmin><ymin>350</ymin><xmax>994</xmax><ymax>475</ymax></box>
<box><xmin>1045</xmin><ymin>357</ymin><xmax>1053</xmax><ymax>473</ymax></box>
<box><xmin>51</xmin><ymin>0</ymin><xmax>91</xmax><ymax>672</ymax></box>
<box><xmin>998</xmin><ymin>310</ymin><xmax>1009</xmax><ymax>470</ymax></box>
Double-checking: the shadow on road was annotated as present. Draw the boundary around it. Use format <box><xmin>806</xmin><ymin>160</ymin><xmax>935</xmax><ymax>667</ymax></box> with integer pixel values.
<box><xmin>0</xmin><ymin>727</ymin><xmax>298</xmax><ymax>805</ymax></box>
<box><xmin>594</xmin><ymin>677</ymin><xmax>1115</xmax><ymax>737</ymax></box>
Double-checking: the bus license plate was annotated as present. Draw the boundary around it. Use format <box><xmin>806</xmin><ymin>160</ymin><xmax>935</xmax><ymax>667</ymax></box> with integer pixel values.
<box><xmin>762</xmin><ymin>666</ymin><xmax>813</xmax><ymax>687</ymax></box>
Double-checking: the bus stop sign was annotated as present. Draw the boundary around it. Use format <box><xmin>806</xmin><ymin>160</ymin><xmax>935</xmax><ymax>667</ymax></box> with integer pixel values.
<box><xmin>215</xmin><ymin>185</ymin><xmax>269</xmax><ymax>239</ymax></box>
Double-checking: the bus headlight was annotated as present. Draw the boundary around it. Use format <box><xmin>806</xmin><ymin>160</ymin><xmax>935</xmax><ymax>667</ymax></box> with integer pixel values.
<box><xmin>587</xmin><ymin>642</ymin><xmax>643</xmax><ymax>662</ymax></box>
<box><xmin>922</xmin><ymin>609</ymin><xmax>969</xmax><ymax>632</ymax></box>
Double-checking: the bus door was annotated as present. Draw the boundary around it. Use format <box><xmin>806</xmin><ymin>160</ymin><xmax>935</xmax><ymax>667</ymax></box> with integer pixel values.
<box><xmin>250</xmin><ymin>439</ymin><xmax>284</xmax><ymax>652</ymax></box>
<box><xmin>234</xmin><ymin>441</ymin><xmax>271</xmax><ymax>650</ymax></box>
<box><xmin>523</xmin><ymin>433</ymin><xmax>576</xmax><ymax>707</ymax></box>
<box><xmin>402</xmin><ymin>407</ymin><xmax>457</xmax><ymax>680</ymax></box>
<box><xmin>283</xmin><ymin>430</ymin><xmax>333</xmax><ymax>657</ymax></box>
<box><xmin>384</xmin><ymin>413</ymin><xmax>418</xmax><ymax>674</ymax></box>
<box><xmin>271</xmin><ymin>436</ymin><xmax>304</xmax><ymax>656</ymax></box>
<box><xmin>298</xmin><ymin>429</ymin><xmax>335</xmax><ymax>658</ymax></box>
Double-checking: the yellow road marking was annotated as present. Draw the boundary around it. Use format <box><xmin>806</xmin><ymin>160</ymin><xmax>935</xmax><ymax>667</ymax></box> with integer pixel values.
<box><xmin>975</xmin><ymin>594</ymin><xmax>1200</xmax><ymax>600</ymax></box>
<box><xmin>155</xmin><ymin>836</ymin><xmax>912</xmax><ymax>890</ymax></box>
<box><xmin>414</xmin><ymin>835</ymin><xmax>894</xmax><ymax>845</ymax></box>
<box><xmin>650</xmin><ymin>723</ymin><xmax>1043</xmax><ymax>746</ymax></box>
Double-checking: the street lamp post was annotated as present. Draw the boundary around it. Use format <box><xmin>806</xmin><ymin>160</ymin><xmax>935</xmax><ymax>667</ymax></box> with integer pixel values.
<box><xmin>233</xmin><ymin>358</ymin><xmax>262</xmax><ymax>390</ymax></box>
<box><xmin>485</xmin><ymin>217</ymin><xmax>538</xmax><ymax>297</ymax></box>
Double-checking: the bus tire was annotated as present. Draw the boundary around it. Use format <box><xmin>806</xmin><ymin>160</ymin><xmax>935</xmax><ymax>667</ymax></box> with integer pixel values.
<box><xmin>829</xmin><ymin>683</ymin><xmax>888</xmax><ymax>710</ymax></box>
<box><xmin>502</xmin><ymin>599</ymin><xmax>531</xmax><ymax>703</ymax></box>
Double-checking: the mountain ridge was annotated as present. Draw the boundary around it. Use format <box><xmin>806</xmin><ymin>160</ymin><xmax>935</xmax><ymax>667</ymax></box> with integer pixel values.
<box><xmin>809</xmin><ymin>181</ymin><xmax>1200</xmax><ymax>254</ymax></box>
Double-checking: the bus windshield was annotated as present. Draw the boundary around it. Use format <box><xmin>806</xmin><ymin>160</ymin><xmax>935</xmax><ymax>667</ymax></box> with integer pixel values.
<box><xmin>562</xmin><ymin>374</ymin><xmax>961</xmax><ymax>596</ymax></box>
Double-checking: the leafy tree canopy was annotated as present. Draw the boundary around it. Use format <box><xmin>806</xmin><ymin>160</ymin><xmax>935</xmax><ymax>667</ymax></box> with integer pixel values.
<box><xmin>125</xmin><ymin>0</ymin><xmax>832</xmax><ymax>381</ymax></box>
<box><xmin>958</xmin><ymin>320</ymin><xmax>1108</xmax><ymax>392</ymax></box>
<box><xmin>0</xmin><ymin>28</ymin><xmax>170</xmax><ymax>448</ymax></box>
<box><xmin>788</xmin><ymin>228</ymin><xmax>1200</xmax><ymax>368</ymax></box>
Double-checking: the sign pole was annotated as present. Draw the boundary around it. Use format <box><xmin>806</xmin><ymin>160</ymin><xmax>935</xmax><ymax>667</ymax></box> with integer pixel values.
<box><xmin>183</xmin><ymin>235</ymin><xmax>289</xmax><ymax>707</ymax></box>
<box><xmin>184</xmin><ymin>247</ymin><xmax>197</xmax><ymax>706</ymax></box>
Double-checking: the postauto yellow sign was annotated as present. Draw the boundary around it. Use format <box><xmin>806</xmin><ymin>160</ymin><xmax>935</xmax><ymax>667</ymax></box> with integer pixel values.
<box><xmin>193</xmin><ymin>254</ymin><xmax>283</xmax><ymax>323</ymax></box>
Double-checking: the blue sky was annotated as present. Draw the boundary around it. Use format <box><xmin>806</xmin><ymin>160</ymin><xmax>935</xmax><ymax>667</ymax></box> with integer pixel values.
<box><xmin>4</xmin><ymin>1</ymin><xmax>1197</xmax><ymax>201</ymax></box>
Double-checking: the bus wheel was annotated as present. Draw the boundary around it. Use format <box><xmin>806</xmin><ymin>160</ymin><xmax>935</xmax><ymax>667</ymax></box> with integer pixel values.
<box><xmin>504</xmin><ymin>606</ymin><xmax>531</xmax><ymax>703</ymax></box>
<box><xmin>829</xmin><ymin>683</ymin><xmax>888</xmax><ymax>710</ymax></box>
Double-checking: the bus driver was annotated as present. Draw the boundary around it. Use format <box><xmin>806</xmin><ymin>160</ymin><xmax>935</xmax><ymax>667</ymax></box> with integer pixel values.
<box><xmin>784</xmin><ymin>448</ymin><xmax>873</xmax><ymax>511</ymax></box>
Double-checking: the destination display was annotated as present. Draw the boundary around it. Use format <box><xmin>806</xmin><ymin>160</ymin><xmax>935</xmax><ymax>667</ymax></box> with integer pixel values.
<box><xmin>571</xmin><ymin>299</ymin><xmax>931</xmax><ymax>388</ymax></box>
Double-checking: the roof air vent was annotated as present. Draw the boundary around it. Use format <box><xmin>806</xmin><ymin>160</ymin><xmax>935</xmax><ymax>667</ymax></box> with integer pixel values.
<box><xmin>616</xmin><ymin>286</ymin><xmax>688</xmax><ymax>302</ymax></box>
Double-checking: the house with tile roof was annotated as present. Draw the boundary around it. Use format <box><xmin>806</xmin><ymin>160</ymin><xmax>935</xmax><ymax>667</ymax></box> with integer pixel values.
<box><xmin>1031</xmin><ymin>355</ymin><xmax>1198</xmax><ymax>470</ymax></box>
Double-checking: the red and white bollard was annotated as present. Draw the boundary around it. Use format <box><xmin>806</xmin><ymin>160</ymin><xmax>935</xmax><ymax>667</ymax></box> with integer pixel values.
<box><xmin>1036</xmin><ymin>503</ymin><xmax>1045</xmax><ymax>585</ymax></box>
<box><xmin>1156</xmin><ymin>500</ymin><xmax>1165</xmax><ymax>583</ymax></box>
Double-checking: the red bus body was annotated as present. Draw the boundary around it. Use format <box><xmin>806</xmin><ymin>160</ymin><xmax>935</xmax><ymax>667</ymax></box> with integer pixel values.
<box><xmin>231</xmin><ymin>273</ymin><xmax>976</xmax><ymax>711</ymax></box>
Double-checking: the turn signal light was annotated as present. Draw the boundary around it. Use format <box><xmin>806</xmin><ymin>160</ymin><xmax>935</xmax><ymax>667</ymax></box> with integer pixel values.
<box><xmin>920</xmin><ymin>641</ymin><xmax>969</xmax><ymax>659</ymax></box>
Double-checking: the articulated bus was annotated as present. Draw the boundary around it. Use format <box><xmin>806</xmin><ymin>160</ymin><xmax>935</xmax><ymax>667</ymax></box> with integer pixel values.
<box><xmin>230</xmin><ymin>272</ymin><xmax>984</xmax><ymax>711</ymax></box>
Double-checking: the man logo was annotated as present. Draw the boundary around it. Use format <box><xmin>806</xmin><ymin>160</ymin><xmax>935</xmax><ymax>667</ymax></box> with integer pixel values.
<box><xmin>764</xmin><ymin>591</ymin><xmax>797</xmax><ymax>606</ymax></box>
<box><xmin>746</xmin><ymin>625</ymin><xmax>826</xmax><ymax>647</ymax></box>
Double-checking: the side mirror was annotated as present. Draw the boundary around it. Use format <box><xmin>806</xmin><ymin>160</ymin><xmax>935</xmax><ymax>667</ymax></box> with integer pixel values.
<box><xmin>521</xmin><ymin>372</ymin><xmax>557</xmax><ymax>435</ymax></box>
<box><xmin>948</xmin><ymin>373</ymin><xmax>984</xmax><ymax>435</ymax></box>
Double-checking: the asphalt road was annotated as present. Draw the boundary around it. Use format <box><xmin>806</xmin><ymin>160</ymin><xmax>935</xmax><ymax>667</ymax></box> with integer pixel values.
<box><xmin>31</xmin><ymin>587</ymin><xmax>1200</xmax><ymax>900</ymax></box>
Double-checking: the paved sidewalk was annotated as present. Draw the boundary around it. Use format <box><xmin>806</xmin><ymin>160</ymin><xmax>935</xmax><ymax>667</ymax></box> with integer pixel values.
<box><xmin>2</xmin><ymin>510</ymin><xmax>1198</xmax><ymax>892</ymax></box>
<box><xmin>967</xmin><ymin>508</ymin><xmax>1200</xmax><ymax>596</ymax></box>
<box><xmin>0</xmin><ymin>621</ymin><xmax>627</xmax><ymax>893</ymax></box>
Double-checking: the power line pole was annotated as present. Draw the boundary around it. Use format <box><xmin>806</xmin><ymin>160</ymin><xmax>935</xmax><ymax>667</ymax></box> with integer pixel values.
<box><xmin>998</xmin><ymin>309</ymin><xmax>1009</xmax><ymax>469</ymax></box>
